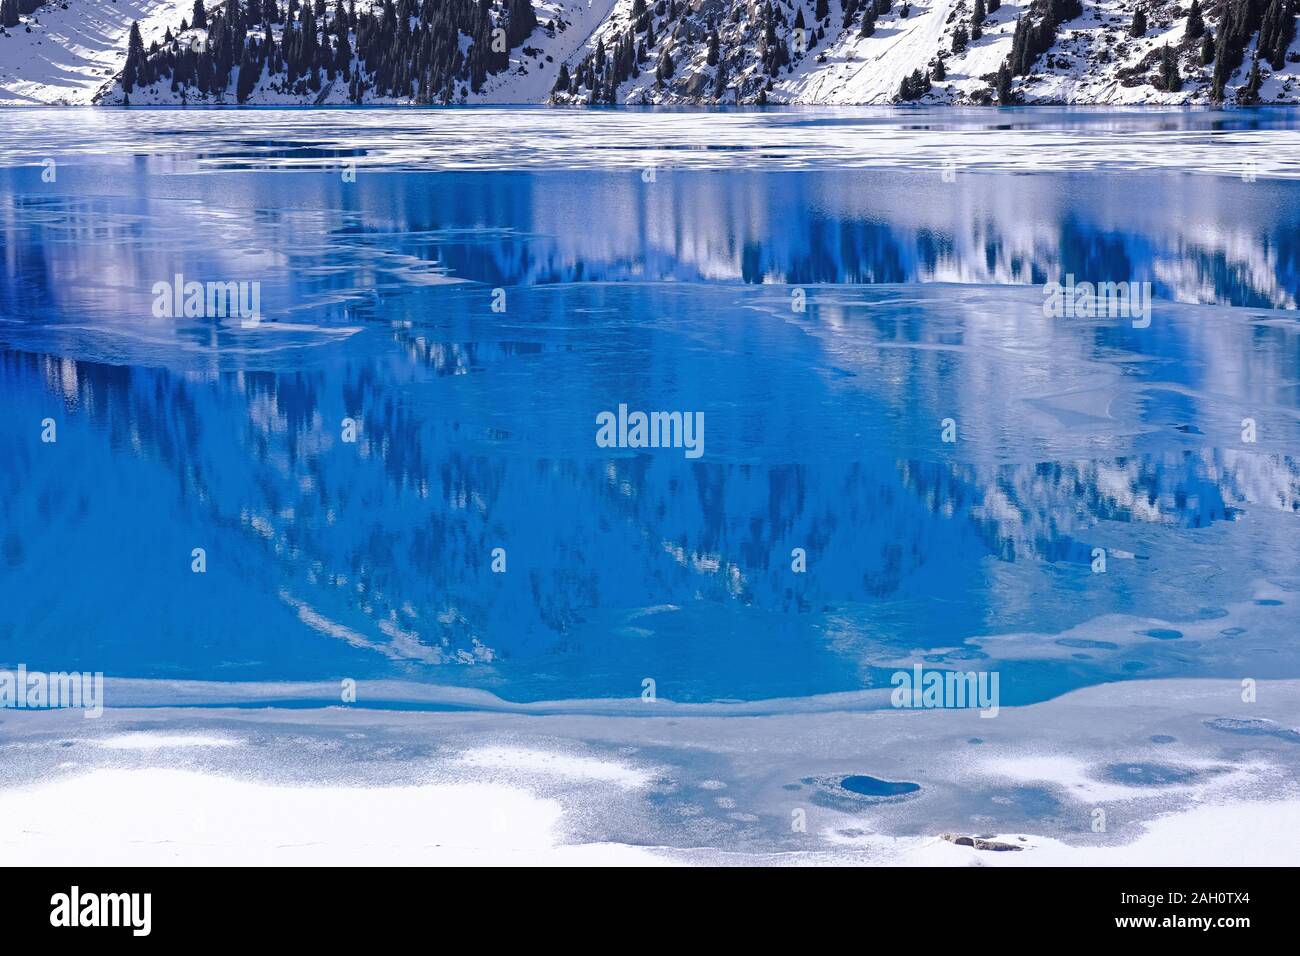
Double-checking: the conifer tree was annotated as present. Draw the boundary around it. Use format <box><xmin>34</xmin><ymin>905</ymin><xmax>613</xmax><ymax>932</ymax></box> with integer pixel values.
<box><xmin>1130</xmin><ymin>7</ymin><xmax>1147</xmax><ymax>36</ymax></box>
<box><xmin>996</xmin><ymin>60</ymin><xmax>1013</xmax><ymax>102</ymax></box>
<box><xmin>1211</xmin><ymin>0</ymin><xmax>1265</xmax><ymax>99</ymax></box>
<box><xmin>1260</xmin><ymin>0</ymin><xmax>1297</xmax><ymax>70</ymax></box>
<box><xmin>952</xmin><ymin>23</ymin><xmax>969</xmax><ymax>53</ymax></box>
<box><xmin>236</xmin><ymin>48</ymin><xmax>259</xmax><ymax>101</ymax></box>
<box><xmin>1</xmin><ymin>0</ymin><xmax>19</xmax><ymax>30</ymax></box>
<box><xmin>506</xmin><ymin>0</ymin><xmax>537</xmax><ymax>46</ymax></box>
<box><xmin>193</xmin><ymin>0</ymin><xmax>207</xmax><ymax>29</ymax></box>
<box><xmin>1159</xmin><ymin>43</ymin><xmax>1182</xmax><ymax>91</ymax></box>
<box><xmin>859</xmin><ymin>5</ymin><xmax>877</xmax><ymax>36</ymax></box>
<box><xmin>1184</xmin><ymin>0</ymin><xmax>1204</xmax><ymax>40</ymax></box>
<box><xmin>123</xmin><ymin>21</ymin><xmax>145</xmax><ymax>92</ymax></box>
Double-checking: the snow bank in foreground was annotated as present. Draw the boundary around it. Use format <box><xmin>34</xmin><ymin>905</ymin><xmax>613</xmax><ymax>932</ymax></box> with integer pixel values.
<box><xmin>2</xmin><ymin>762</ymin><xmax>1293</xmax><ymax>865</ymax></box>
<box><xmin>0</xmin><ymin>767</ymin><xmax>665</xmax><ymax>865</ymax></box>
<box><xmin>1</xmin><ymin>678</ymin><xmax>1296</xmax><ymax>865</ymax></box>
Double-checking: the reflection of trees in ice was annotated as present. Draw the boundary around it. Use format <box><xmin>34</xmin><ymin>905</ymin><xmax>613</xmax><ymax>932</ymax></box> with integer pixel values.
<box><xmin>9</xmin><ymin>344</ymin><xmax>1299</xmax><ymax>679</ymax></box>
<box><xmin>427</xmin><ymin>172</ymin><xmax>1300</xmax><ymax>310</ymax></box>
<box><xmin>901</xmin><ymin>452</ymin><xmax>1300</xmax><ymax>566</ymax></box>
<box><xmin>3</xmin><ymin>172</ymin><xmax>1298</xmax><ymax>349</ymax></box>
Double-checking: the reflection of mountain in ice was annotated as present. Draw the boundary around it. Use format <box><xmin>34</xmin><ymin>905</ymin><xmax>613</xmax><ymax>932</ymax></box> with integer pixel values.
<box><xmin>1</xmin><ymin>111</ymin><xmax>1298</xmax><ymax>705</ymax></box>
<box><xmin>3</xmin><ymin>277</ymin><xmax>1298</xmax><ymax>702</ymax></box>
<box><xmin>4</xmin><ymin>158</ymin><xmax>1296</xmax><ymax>326</ymax></box>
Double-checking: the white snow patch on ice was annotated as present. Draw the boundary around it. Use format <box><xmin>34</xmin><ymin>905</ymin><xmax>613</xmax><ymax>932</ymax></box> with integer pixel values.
<box><xmin>92</xmin><ymin>732</ymin><xmax>241</xmax><ymax>750</ymax></box>
<box><xmin>0</xmin><ymin>767</ymin><xmax>666</xmax><ymax>864</ymax></box>
<box><xmin>454</xmin><ymin>744</ymin><xmax>654</xmax><ymax>788</ymax></box>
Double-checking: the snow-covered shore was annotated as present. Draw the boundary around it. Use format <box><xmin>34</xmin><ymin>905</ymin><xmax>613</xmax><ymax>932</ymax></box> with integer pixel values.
<box><xmin>2</xmin><ymin>678</ymin><xmax>1296</xmax><ymax>864</ymax></box>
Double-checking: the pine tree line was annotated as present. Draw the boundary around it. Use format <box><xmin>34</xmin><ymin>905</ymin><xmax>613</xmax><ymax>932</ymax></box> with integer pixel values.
<box><xmin>120</xmin><ymin>0</ymin><xmax>544</xmax><ymax>104</ymax></box>
<box><xmin>1259</xmin><ymin>0</ymin><xmax>1296</xmax><ymax>70</ymax></box>
<box><xmin>554</xmin><ymin>0</ymin><xmax>795</xmax><ymax>104</ymax></box>
<box><xmin>896</xmin><ymin>66</ymin><xmax>931</xmax><ymax>100</ymax></box>
<box><xmin>1008</xmin><ymin>0</ymin><xmax>1083</xmax><ymax>77</ymax></box>
<box><xmin>1212</xmin><ymin>0</ymin><xmax>1261</xmax><ymax>98</ymax></box>
<box><xmin>116</xmin><ymin>0</ymin><xmax>1300</xmax><ymax>106</ymax></box>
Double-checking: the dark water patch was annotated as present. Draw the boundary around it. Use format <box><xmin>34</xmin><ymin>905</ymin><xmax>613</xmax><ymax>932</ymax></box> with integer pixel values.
<box><xmin>810</xmin><ymin>773</ymin><xmax>922</xmax><ymax>811</ymax></box>
<box><xmin>988</xmin><ymin>786</ymin><xmax>1064</xmax><ymax>819</ymax></box>
<box><xmin>1102</xmin><ymin>762</ymin><xmax>1206</xmax><ymax>786</ymax></box>
<box><xmin>1255</xmin><ymin>599</ymin><xmax>1283</xmax><ymax>606</ymax></box>
<box><xmin>1220</xmin><ymin>627</ymin><xmax>1248</xmax><ymax>638</ymax></box>
<box><xmin>1056</xmin><ymin>638</ymin><xmax>1120</xmax><ymax>650</ymax></box>
<box><xmin>1140</xmin><ymin>629</ymin><xmax>1184</xmax><ymax>641</ymax></box>
<box><xmin>841</xmin><ymin>775</ymin><xmax>921</xmax><ymax>798</ymax></box>
<box><xmin>1150</xmin><ymin>735</ymin><xmax>1176</xmax><ymax>744</ymax></box>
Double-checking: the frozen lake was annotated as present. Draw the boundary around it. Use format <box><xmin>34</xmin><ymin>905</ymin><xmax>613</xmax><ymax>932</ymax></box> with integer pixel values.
<box><xmin>1</xmin><ymin>107</ymin><xmax>1298</xmax><ymax>708</ymax></box>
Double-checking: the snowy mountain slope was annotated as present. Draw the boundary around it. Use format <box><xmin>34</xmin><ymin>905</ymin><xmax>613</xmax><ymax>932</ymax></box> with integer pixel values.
<box><xmin>3</xmin><ymin>0</ymin><xmax>1298</xmax><ymax>105</ymax></box>
<box><xmin>90</xmin><ymin>0</ymin><xmax>627</xmax><ymax>105</ymax></box>
<box><xmin>784</xmin><ymin>0</ymin><xmax>969</xmax><ymax>104</ymax></box>
<box><xmin>0</xmin><ymin>0</ymin><xmax>191</xmax><ymax>104</ymax></box>
<box><xmin>549</xmin><ymin>0</ymin><xmax>1299</xmax><ymax>104</ymax></box>
<box><xmin>475</xmin><ymin>0</ymin><xmax>622</xmax><ymax>102</ymax></box>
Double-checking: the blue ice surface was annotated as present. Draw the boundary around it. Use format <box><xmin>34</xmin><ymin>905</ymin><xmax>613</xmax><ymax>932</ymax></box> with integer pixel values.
<box><xmin>0</xmin><ymin>108</ymin><xmax>1297</xmax><ymax>708</ymax></box>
